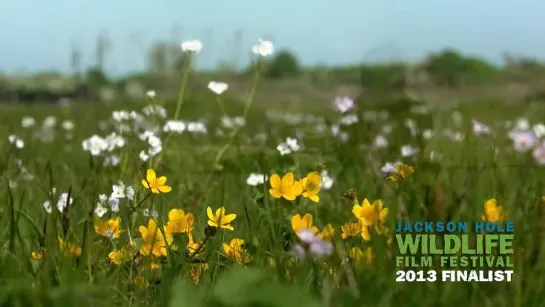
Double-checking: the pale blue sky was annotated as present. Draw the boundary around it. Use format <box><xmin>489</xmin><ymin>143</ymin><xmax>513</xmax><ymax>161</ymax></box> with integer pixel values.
<box><xmin>1</xmin><ymin>0</ymin><xmax>544</xmax><ymax>76</ymax></box>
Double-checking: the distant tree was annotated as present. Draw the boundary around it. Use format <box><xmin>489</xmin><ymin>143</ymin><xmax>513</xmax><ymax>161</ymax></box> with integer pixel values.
<box><xmin>265</xmin><ymin>50</ymin><xmax>300</xmax><ymax>79</ymax></box>
<box><xmin>423</xmin><ymin>49</ymin><xmax>498</xmax><ymax>87</ymax></box>
<box><xmin>147</xmin><ymin>42</ymin><xmax>168</xmax><ymax>75</ymax></box>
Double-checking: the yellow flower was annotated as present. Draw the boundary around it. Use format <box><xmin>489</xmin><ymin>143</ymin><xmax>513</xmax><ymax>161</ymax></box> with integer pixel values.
<box><xmin>291</xmin><ymin>213</ymin><xmax>320</xmax><ymax>234</ymax></box>
<box><xmin>267</xmin><ymin>257</ymin><xmax>276</xmax><ymax>266</ymax></box>
<box><xmin>481</xmin><ymin>198</ymin><xmax>504</xmax><ymax>222</ymax></box>
<box><xmin>58</xmin><ymin>237</ymin><xmax>81</xmax><ymax>257</ymax></box>
<box><xmin>387</xmin><ymin>164</ymin><xmax>415</xmax><ymax>182</ymax></box>
<box><xmin>139</xmin><ymin>219</ymin><xmax>173</xmax><ymax>257</ymax></box>
<box><xmin>319</xmin><ymin>223</ymin><xmax>335</xmax><ymax>241</ymax></box>
<box><xmin>344</xmin><ymin>247</ymin><xmax>374</xmax><ymax>266</ymax></box>
<box><xmin>352</xmin><ymin>199</ymin><xmax>388</xmax><ymax>226</ymax></box>
<box><xmin>269</xmin><ymin>172</ymin><xmax>303</xmax><ymax>201</ymax></box>
<box><xmin>150</xmin><ymin>261</ymin><xmax>161</xmax><ymax>270</ymax></box>
<box><xmin>207</xmin><ymin>206</ymin><xmax>237</xmax><ymax>230</ymax></box>
<box><xmin>190</xmin><ymin>263</ymin><xmax>209</xmax><ymax>284</ymax></box>
<box><xmin>187</xmin><ymin>237</ymin><xmax>203</xmax><ymax>257</ymax></box>
<box><xmin>108</xmin><ymin>241</ymin><xmax>136</xmax><ymax>265</ymax></box>
<box><xmin>222</xmin><ymin>238</ymin><xmax>252</xmax><ymax>264</ymax></box>
<box><xmin>300</xmin><ymin>172</ymin><xmax>321</xmax><ymax>202</ymax></box>
<box><xmin>141</xmin><ymin>168</ymin><xmax>172</xmax><ymax>194</ymax></box>
<box><xmin>133</xmin><ymin>276</ymin><xmax>149</xmax><ymax>290</ymax></box>
<box><xmin>31</xmin><ymin>250</ymin><xmax>44</xmax><ymax>261</ymax></box>
<box><xmin>361</xmin><ymin>225</ymin><xmax>371</xmax><ymax>241</ymax></box>
<box><xmin>167</xmin><ymin>209</ymin><xmax>194</xmax><ymax>234</ymax></box>
<box><xmin>94</xmin><ymin>216</ymin><xmax>122</xmax><ymax>239</ymax></box>
<box><xmin>341</xmin><ymin>222</ymin><xmax>361</xmax><ymax>239</ymax></box>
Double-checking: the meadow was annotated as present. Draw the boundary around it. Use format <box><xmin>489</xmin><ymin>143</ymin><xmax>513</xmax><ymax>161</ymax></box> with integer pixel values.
<box><xmin>2</xmin><ymin>40</ymin><xmax>545</xmax><ymax>307</ymax></box>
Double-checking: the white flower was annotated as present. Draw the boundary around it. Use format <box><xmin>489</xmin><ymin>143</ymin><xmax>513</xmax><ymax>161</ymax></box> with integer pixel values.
<box><xmin>94</xmin><ymin>203</ymin><xmax>108</xmax><ymax>217</ymax></box>
<box><xmin>163</xmin><ymin>120</ymin><xmax>186</xmax><ymax>133</ymax></box>
<box><xmin>43</xmin><ymin>201</ymin><xmax>52</xmax><ymax>213</ymax></box>
<box><xmin>333</xmin><ymin>97</ymin><xmax>354</xmax><ymax>113</ymax></box>
<box><xmin>533</xmin><ymin>142</ymin><xmax>545</xmax><ymax>165</ymax></box>
<box><xmin>285</xmin><ymin>137</ymin><xmax>300</xmax><ymax>151</ymax></box>
<box><xmin>472</xmin><ymin>120</ymin><xmax>490</xmax><ymax>135</ymax></box>
<box><xmin>320</xmin><ymin>171</ymin><xmax>334</xmax><ymax>190</ymax></box>
<box><xmin>111</xmin><ymin>182</ymin><xmax>126</xmax><ymax>199</ymax></box>
<box><xmin>142</xmin><ymin>105</ymin><xmax>167</xmax><ymax>118</ymax></box>
<box><xmin>21</xmin><ymin>116</ymin><xmax>35</xmax><ymax>128</ymax></box>
<box><xmin>514</xmin><ymin>118</ymin><xmax>530</xmax><ymax>131</ymax></box>
<box><xmin>99</xmin><ymin>194</ymin><xmax>108</xmax><ymax>203</ymax></box>
<box><xmin>208</xmin><ymin>81</ymin><xmax>229</xmax><ymax>95</ymax></box>
<box><xmin>108</xmin><ymin>197</ymin><xmax>120</xmax><ymax>212</ymax></box>
<box><xmin>277</xmin><ymin>143</ymin><xmax>291</xmax><ymax>155</ymax></box>
<box><xmin>103</xmin><ymin>155</ymin><xmax>120</xmax><ymax>167</ymax></box>
<box><xmin>62</xmin><ymin>120</ymin><xmax>74</xmax><ymax>131</ymax></box>
<box><xmin>340</xmin><ymin>114</ymin><xmax>358</xmax><ymax>126</ymax></box>
<box><xmin>105</xmin><ymin>133</ymin><xmax>125</xmax><ymax>151</ymax></box>
<box><xmin>381</xmin><ymin>161</ymin><xmax>403</xmax><ymax>175</ymax></box>
<box><xmin>381</xmin><ymin>124</ymin><xmax>393</xmax><ymax>134</ymax></box>
<box><xmin>533</xmin><ymin>124</ymin><xmax>545</xmax><ymax>138</ymax></box>
<box><xmin>143</xmin><ymin>208</ymin><xmax>159</xmax><ymax>219</ymax></box>
<box><xmin>252</xmin><ymin>39</ymin><xmax>274</xmax><ymax>57</ymax></box>
<box><xmin>126</xmin><ymin>186</ymin><xmax>135</xmax><ymax>201</ymax></box>
<box><xmin>56</xmin><ymin>193</ymin><xmax>73</xmax><ymax>213</ymax></box>
<box><xmin>401</xmin><ymin>145</ymin><xmax>417</xmax><ymax>157</ymax></box>
<box><xmin>43</xmin><ymin>116</ymin><xmax>57</xmax><ymax>128</ymax></box>
<box><xmin>146</xmin><ymin>90</ymin><xmax>156</xmax><ymax>98</ymax></box>
<box><xmin>139</xmin><ymin>150</ymin><xmax>150</xmax><ymax>162</ymax></box>
<box><xmin>181</xmin><ymin>40</ymin><xmax>203</xmax><ymax>53</ymax></box>
<box><xmin>246</xmin><ymin>173</ymin><xmax>268</xmax><ymax>186</ymax></box>
<box><xmin>512</xmin><ymin>131</ymin><xmax>537</xmax><ymax>152</ymax></box>
<box><xmin>187</xmin><ymin>122</ymin><xmax>207</xmax><ymax>134</ymax></box>
<box><xmin>82</xmin><ymin>135</ymin><xmax>108</xmax><ymax>156</ymax></box>
<box><xmin>8</xmin><ymin>135</ymin><xmax>24</xmax><ymax>149</ymax></box>
<box><xmin>374</xmin><ymin>135</ymin><xmax>388</xmax><ymax>148</ymax></box>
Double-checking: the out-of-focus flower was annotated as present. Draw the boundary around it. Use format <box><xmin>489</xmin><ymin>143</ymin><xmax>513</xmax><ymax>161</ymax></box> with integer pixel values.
<box><xmin>207</xmin><ymin>81</ymin><xmax>229</xmax><ymax>95</ymax></box>
<box><xmin>533</xmin><ymin>142</ymin><xmax>545</xmax><ymax>165</ymax></box>
<box><xmin>472</xmin><ymin>120</ymin><xmax>491</xmax><ymax>135</ymax></box>
<box><xmin>146</xmin><ymin>90</ymin><xmax>156</xmax><ymax>98</ymax></box>
<box><xmin>481</xmin><ymin>198</ymin><xmax>504</xmax><ymax>222</ymax></box>
<box><xmin>246</xmin><ymin>173</ymin><xmax>268</xmax><ymax>186</ymax></box>
<box><xmin>291</xmin><ymin>229</ymin><xmax>333</xmax><ymax>259</ymax></box>
<box><xmin>512</xmin><ymin>131</ymin><xmax>537</xmax><ymax>152</ymax></box>
<box><xmin>8</xmin><ymin>135</ymin><xmax>24</xmax><ymax>149</ymax></box>
<box><xmin>181</xmin><ymin>40</ymin><xmax>203</xmax><ymax>53</ymax></box>
<box><xmin>333</xmin><ymin>97</ymin><xmax>354</xmax><ymax>113</ymax></box>
<box><xmin>21</xmin><ymin>116</ymin><xmax>35</xmax><ymax>128</ymax></box>
<box><xmin>223</xmin><ymin>238</ymin><xmax>252</xmax><ymax>264</ymax></box>
<box><xmin>401</xmin><ymin>144</ymin><xmax>417</xmax><ymax>157</ymax></box>
<box><xmin>251</xmin><ymin>39</ymin><xmax>274</xmax><ymax>57</ymax></box>
<box><xmin>320</xmin><ymin>170</ymin><xmax>334</xmax><ymax>190</ymax></box>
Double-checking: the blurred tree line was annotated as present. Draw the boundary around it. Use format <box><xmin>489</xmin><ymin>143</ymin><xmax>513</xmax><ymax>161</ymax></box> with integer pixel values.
<box><xmin>1</xmin><ymin>36</ymin><xmax>545</xmax><ymax>104</ymax></box>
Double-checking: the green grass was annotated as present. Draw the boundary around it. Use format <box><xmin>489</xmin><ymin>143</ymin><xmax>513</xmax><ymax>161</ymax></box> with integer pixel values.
<box><xmin>1</xmin><ymin>83</ymin><xmax>545</xmax><ymax>307</ymax></box>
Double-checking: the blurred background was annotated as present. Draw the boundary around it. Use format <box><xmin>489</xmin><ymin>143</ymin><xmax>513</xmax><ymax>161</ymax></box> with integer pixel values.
<box><xmin>1</xmin><ymin>0</ymin><xmax>545</xmax><ymax>107</ymax></box>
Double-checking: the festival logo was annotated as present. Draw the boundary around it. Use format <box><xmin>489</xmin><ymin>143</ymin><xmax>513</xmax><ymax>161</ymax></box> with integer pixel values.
<box><xmin>394</xmin><ymin>221</ymin><xmax>514</xmax><ymax>282</ymax></box>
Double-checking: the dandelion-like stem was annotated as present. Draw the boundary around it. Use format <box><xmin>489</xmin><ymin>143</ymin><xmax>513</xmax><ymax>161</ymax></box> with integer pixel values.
<box><xmin>205</xmin><ymin>60</ymin><xmax>261</xmax><ymax>184</ymax></box>
<box><xmin>172</xmin><ymin>56</ymin><xmax>193</xmax><ymax>121</ymax></box>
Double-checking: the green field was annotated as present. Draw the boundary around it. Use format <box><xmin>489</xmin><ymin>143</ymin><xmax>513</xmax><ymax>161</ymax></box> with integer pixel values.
<box><xmin>2</xmin><ymin>63</ymin><xmax>545</xmax><ymax>307</ymax></box>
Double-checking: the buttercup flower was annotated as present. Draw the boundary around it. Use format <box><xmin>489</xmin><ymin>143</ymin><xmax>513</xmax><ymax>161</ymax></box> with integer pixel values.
<box><xmin>190</xmin><ymin>263</ymin><xmax>209</xmax><ymax>284</ymax></box>
<box><xmin>319</xmin><ymin>224</ymin><xmax>335</xmax><ymax>241</ymax></box>
<box><xmin>94</xmin><ymin>216</ymin><xmax>122</xmax><ymax>239</ymax></box>
<box><xmin>167</xmin><ymin>209</ymin><xmax>195</xmax><ymax>234</ymax></box>
<box><xmin>139</xmin><ymin>219</ymin><xmax>173</xmax><ymax>257</ymax></box>
<box><xmin>142</xmin><ymin>168</ymin><xmax>172</xmax><ymax>194</ymax></box>
<box><xmin>223</xmin><ymin>238</ymin><xmax>252</xmax><ymax>264</ymax></box>
<box><xmin>207</xmin><ymin>207</ymin><xmax>237</xmax><ymax>230</ymax></box>
<box><xmin>58</xmin><ymin>237</ymin><xmax>81</xmax><ymax>257</ymax></box>
<box><xmin>299</xmin><ymin>172</ymin><xmax>321</xmax><ymax>203</ymax></box>
<box><xmin>269</xmin><ymin>172</ymin><xmax>303</xmax><ymax>200</ymax></box>
<box><xmin>291</xmin><ymin>213</ymin><xmax>319</xmax><ymax>234</ymax></box>
<box><xmin>341</xmin><ymin>222</ymin><xmax>362</xmax><ymax>239</ymax></box>
<box><xmin>352</xmin><ymin>199</ymin><xmax>387</xmax><ymax>226</ymax></box>
<box><xmin>387</xmin><ymin>164</ymin><xmax>415</xmax><ymax>182</ymax></box>
<box><xmin>481</xmin><ymin>198</ymin><xmax>504</xmax><ymax>222</ymax></box>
